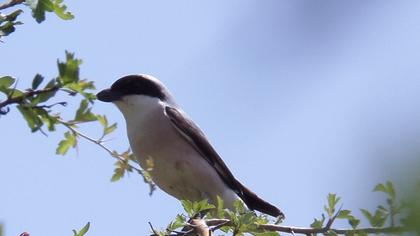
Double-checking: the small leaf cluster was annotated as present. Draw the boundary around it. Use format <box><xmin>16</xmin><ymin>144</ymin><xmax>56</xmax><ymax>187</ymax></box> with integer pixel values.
<box><xmin>310</xmin><ymin>181</ymin><xmax>417</xmax><ymax>236</ymax></box>
<box><xmin>154</xmin><ymin>199</ymin><xmax>279</xmax><ymax>236</ymax></box>
<box><xmin>223</xmin><ymin>201</ymin><xmax>276</xmax><ymax>236</ymax></box>
<box><xmin>0</xmin><ymin>0</ymin><xmax>73</xmax><ymax>39</ymax></box>
<box><xmin>359</xmin><ymin>182</ymin><xmax>397</xmax><ymax>228</ymax></box>
<box><xmin>110</xmin><ymin>149</ymin><xmax>135</xmax><ymax>182</ymax></box>
<box><xmin>311</xmin><ymin>193</ymin><xmax>360</xmax><ymax>235</ymax></box>
<box><xmin>0</xmin><ymin>9</ymin><xmax>22</xmax><ymax>39</ymax></box>
<box><xmin>109</xmin><ymin>148</ymin><xmax>155</xmax><ymax>194</ymax></box>
<box><xmin>0</xmin><ymin>51</ymin><xmax>95</xmax><ymax>134</ymax></box>
<box><xmin>400</xmin><ymin>182</ymin><xmax>420</xmax><ymax>234</ymax></box>
<box><xmin>26</xmin><ymin>0</ymin><xmax>74</xmax><ymax>23</ymax></box>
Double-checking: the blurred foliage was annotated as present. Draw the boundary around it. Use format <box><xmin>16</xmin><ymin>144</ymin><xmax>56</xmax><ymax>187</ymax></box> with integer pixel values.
<box><xmin>0</xmin><ymin>223</ymin><xmax>3</xmax><ymax>236</ymax></box>
<box><xmin>400</xmin><ymin>182</ymin><xmax>420</xmax><ymax>234</ymax></box>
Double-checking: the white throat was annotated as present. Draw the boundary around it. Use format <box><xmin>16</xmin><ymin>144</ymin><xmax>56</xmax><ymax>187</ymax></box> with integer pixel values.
<box><xmin>115</xmin><ymin>94</ymin><xmax>161</xmax><ymax>117</ymax></box>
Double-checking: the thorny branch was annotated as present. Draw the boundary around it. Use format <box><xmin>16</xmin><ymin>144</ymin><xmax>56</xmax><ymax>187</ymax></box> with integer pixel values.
<box><xmin>0</xmin><ymin>0</ymin><xmax>24</xmax><ymax>11</ymax></box>
<box><xmin>0</xmin><ymin>85</ymin><xmax>61</xmax><ymax>114</ymax></box>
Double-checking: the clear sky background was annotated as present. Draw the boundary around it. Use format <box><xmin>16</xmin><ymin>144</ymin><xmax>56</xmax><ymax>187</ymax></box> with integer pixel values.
<box><xmin>1</xmin><ymin>1</ymin><xmax>420</xmax><ymax>235</ymax></box>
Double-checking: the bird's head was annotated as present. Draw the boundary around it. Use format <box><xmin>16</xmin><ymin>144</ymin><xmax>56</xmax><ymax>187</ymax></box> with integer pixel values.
<box><xmin>97</xmin><ymin>74</ymin><xmax>174</xmax><ymax>118</ymax></box>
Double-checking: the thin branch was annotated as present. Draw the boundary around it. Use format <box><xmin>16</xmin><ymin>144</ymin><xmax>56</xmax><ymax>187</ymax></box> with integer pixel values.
<box><xmin>324</xmin><ymin>205</ymin><xmax>342</xmax><ymax>230</ymax></box>
<box><xmin>260</xmin><ymin>224</ymin><xmax>406</xmax><ymax>235</ymax></box>
<box><xmin>0</xmin><ymin>85</ymin><xmax>60</xmax><ymax>112</ymax></box>
<box><xmin>60</xmin><ymin>121</ymin><xmax>143</xmax><ymax>174</ymax></box>
<box><xmin>148</xmin><ymin>222</ymin><xmax>159</xmax><ymax>236</ymax></box>
<box><xmin>205</xmin><ymin>219</ymin><xmax>407</xmax><ymax>235</ymax></box>
<box><xmin>0</xmin><ymin>0</ymin><xmax>24</xmax><ymax>11</ymax></box>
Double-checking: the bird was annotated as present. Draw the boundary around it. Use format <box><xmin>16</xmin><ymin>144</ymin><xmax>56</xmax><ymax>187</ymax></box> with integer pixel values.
<box><xmin>96</xmin><ymin>74</ymin><xmax>284</xmax><ymax>218</ymax></box>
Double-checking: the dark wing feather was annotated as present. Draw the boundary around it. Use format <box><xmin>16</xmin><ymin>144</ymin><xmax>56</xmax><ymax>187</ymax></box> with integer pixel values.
<box><xmin>164</xmin><ymin>106</ymin><xmax>284</xmax><ymax>218</ymax></box>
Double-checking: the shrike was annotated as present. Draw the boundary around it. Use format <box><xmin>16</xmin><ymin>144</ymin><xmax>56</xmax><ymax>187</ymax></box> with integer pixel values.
<box><xmin>97</xmin><ymin>74</ymin><xmax>284</xmax><ymax>218</ymax></box>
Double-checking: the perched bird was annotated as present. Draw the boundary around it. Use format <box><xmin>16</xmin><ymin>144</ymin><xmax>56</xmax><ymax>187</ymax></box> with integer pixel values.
<box><xmin>97</xmin><ymin>74</ymin><xmax>284</xmax><ymax>218</ymax></box>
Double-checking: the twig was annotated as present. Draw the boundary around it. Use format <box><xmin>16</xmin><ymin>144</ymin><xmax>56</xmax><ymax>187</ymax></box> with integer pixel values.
<box><xmin>33</xmin><ymin>101</ymin><xmax>68</xmax><ymax>109</ymax></box>
<box><xmin>60</xmin><ymin>120</ymin><xmax>143</xmax><ymax>174</ymax></box>
<box><xmin>149</xmin><ymin>222</ymin><xmax>159</xmax><ymax>236</ymax></box>
<box><xmin>0</xmin><ymin>0</ymin><xmax>24</xmax><ymax>10</ymax></box>
<box><xmin>0</xmin><ymin>85</ymin><xmax>60</xmax><ymax>112</ymax></box>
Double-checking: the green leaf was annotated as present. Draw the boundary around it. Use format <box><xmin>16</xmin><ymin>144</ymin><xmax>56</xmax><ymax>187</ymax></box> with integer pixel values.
<box><xmin>234</xmin><ymin>199</ymin><xmax>246</xmax><ymax>213</ymax></box>
<box><xmin>31</xmin><ymin>74</ymin><xmax>44</xmax><ymax>90</ymax></box>
<box><xmin>336</xmin><ymin>209</ymin><xmax>351</xmax><ymax>219</ymax></box>
<box><xmin>111</xmin><ymin>165</ymin><xmax>125</xmax><ymax>182</ymax></box>
<box><xmin>72</xmin><ymin>222</ymin><xmax>90</xmax><ymax>236</ymax></box>
<box><xmin>0</xmin><ymin>10</ymin><xmax>23</xmax><ymax>37</ymax></box>
<box><xmin>166</xmin><ymin>214</ymin><xmax>186</xmax><ymax>232</ymax></box>
<box><xmin>17</xmin><ymin>105</ymin><xmax>43</xmax><ymax>132</ymax></box>
<box><xmin>0</xmin><ymin>9</ymin><xmax>23</xmax><ymax>22</ymax></box>
<box><xmin>349</xmin><ymin>218</ymin><xmax>360</xmax><ymax>229</ymax></box>
<box><xmin>216</xmin><ymin>195</ymin><xmax>226</xmax><ymax>218</ymax></box>
<box><xmin>310</xmin><ymin>214</ymin><xmax>325</xmax><ymax>229</ymax></box>
<box><xmin>58</xmin><ymin>51</ymin><xmax>81</xmax><ymax>84</ymax></box>
<box><xmin>194</xmin><ymin>199</ymin><xmax>215</xmax><ymax>213</ymax></box>
<box><xmin>50</xmin><ymin>0</ymin><xmax>74</xmax><ymax>20</ymax></box>
<box><xmin>325</xmin><ymin>193</ymin><xmax>340</xmax><ymax>217</ymax></box>
<box><xmin>0</xmin><ymin>76</ymin><xmax>16</xmax><ymax>93</ymax></box>
<box><xmin>26</xmin><ymin>0</ymin><xmax>74</xmax><ymax>23</ymax></box>
<box><xmin>37</xmin><ymin>108</ymin><xmax>58</xmax><ymax>131</ymax></box>
<box><xmin>97</xmin><ymin>115</ymin><xmax>108</xmax><ymax>127</ymax></box>
<box><xmin>31</xmin><ymin>78</ymin><xmax>58</xmax><ymax>104</ymax></box>
<box><xmin>360</xmin><ymin>208</ymin><xmax>387</xmax><ymax>227</ymax></box>
<box><xmin>74</xmin><ymin>99</ymin><xmax>97</xmax><ymax>122</ymax></box>
<box><xmin>63</xmin><ymin>79</ymin><xmax>96</xmax><ymax>102</ymax></box>
<box><xmin>385</xmin><ymin>181</ymin><xmax>396</xmax><ymax>200</ymax></box>
<box><xmin>8</xmin><ymin>88</ymin><xmax>24</xmax><ymax>99</ymax></box>
<box><xmin>373</xmin><ymin>183</ymin><xmax>386</xmax><ymax>193</ymax></box>
<box><xmin>104</xmin><ymin>123</ymin><xmax>117</xmax><ymax>135</ymax></box>
<box><xmin>181</xmin><ymin>200</ymin><xmax>194</xmax><ymax>216</ymax></box>
<box><xmin>56</xmin><ymin>131</ymin><xmax>77</xmax><ymax>155</ymax></box>
<box><xmin>373</xmin><ymin>181</ymin><xmax>396</xmax><ymax>200</ymax></box>
<box><xmin>360</xmin><ymin>208</ymin><xmax>373</xmax><ymax>222</ymax></box>
<box><xmin>181</xmin><ymin>200</ymin><xmax>215</xmax><ymax>217</ymax></box>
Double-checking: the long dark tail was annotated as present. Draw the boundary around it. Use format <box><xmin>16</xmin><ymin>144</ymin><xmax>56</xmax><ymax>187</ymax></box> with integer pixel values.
<box><xmin>236</xmin><ymin>180</ymin><xmax>285</xmax><ymax>219</ymax></box>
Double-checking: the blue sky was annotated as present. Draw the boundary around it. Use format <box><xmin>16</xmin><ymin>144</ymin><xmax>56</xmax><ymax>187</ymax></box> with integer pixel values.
<box><xmin>1</xmin><ymin>1</ymin><xmax>420</xmax><ymax>235</ymax></box>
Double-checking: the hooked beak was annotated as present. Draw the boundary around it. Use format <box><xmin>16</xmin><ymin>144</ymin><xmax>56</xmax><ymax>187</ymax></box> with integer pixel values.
<box><xmin>96</xmin><ymin>88</ymin><xmax>123</xmax><ymax>102</ymax></box>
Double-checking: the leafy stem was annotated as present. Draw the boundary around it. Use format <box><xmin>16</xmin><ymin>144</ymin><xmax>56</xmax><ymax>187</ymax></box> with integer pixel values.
<box><xmin>0</xmin><ymin>84</ymin><xmax>60</xmax><ymax>114</ymax></box>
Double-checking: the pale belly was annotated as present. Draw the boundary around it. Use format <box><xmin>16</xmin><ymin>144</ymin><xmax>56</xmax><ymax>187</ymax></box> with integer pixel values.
<box><xmin>126</xmin><ymin>109</ymin><xmax>240</xmax><ymax>208</ymax></box>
